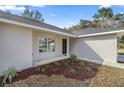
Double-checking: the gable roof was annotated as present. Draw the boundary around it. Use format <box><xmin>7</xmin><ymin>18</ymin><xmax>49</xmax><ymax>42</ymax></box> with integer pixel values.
<box><xmin>0</xmin><ymin>11</ymin><xmax>76</xmax><ymax>37</ymax></box>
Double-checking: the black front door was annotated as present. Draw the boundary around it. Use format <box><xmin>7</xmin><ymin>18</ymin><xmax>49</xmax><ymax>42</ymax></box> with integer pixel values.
<box><xmin>62</xmin><ymin>39</ymin><xmax>67</xmax><ymax>55</ymax></box>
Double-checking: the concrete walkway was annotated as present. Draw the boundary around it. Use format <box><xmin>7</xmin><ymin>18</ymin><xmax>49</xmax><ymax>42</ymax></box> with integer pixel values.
<box><xmin>33</xmin><ymin>56</ymin><xmax>68</xmax><ymax>67</ymax></box>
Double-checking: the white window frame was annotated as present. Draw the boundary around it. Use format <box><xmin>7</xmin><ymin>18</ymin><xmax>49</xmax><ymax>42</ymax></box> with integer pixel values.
<box><xmin>38</xmin><ymin>37</ymin><xmax>56</xmax><ymax>53</ymax></box>
<box><xmin>38</xmin><ymin>37</ymin><xmax>47</xmax><ymax>53</ymax></box>
<box><xmin>48</xmin><ymin>38</ymin><xmax>56</xmax><ymax>52</ymax></box>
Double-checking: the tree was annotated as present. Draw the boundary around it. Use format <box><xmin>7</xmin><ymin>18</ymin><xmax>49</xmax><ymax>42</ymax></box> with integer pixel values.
<box><xmin>92</xmin><ymin>14</ymin><xmax>101</xmax><ymax>27</ymax></box>
<box><xmin>98</xmin><ymin>7</ymin><xmax>113</xmax><ymax>20</ymax></box>
<box><xmin>79</xmin><ymin>19</ymin><xmax>91</xmax><ymax>29</ymax></box>
<box><xmin>92</xmin><ymin>7</ymin><xmax>114</xmax><ymax>28</ymax></box>
<box><xmin>113</xmin><ymin>13</ymin><xmax>124</xmax><ymax>28</ymax></box>
<box><xmin>91</xmin><ymin>20</ymin><xmax>100</xmax><ymax>28</ymax></box>
<box><xmin>92</xmin><ymin>13</ymin><xmax>100</xmax><ymax>21</ymax></box>
<box><xmin>68</xmin><ymin>25</ymin><xmax>80</xmax><ymax>31</ymax></box>
<box><xmin>22</xmin><ymin>6</ymin><xmax>33</xmax><ymax>19</ymax></box>
<box><xmin>22</xmin><ymin>6</ymin><xmax>44</xmax><ymax>22</ymax></box>
<box><xmin>67</xmin><ymin>19</ymin><xmax>91</xmax><ymax>31</ymax></box>
<box><xmin>67</xmin><ymin>7</ymin><xmax>115</xmax><ymax>31</ymax></box>
<box><xmin>114</xmin><ymin>13</ymin><xmax>124</xmax><ymax>21</ymax></box>
<box><xmin>114</xmin><ymin>13</ymin><xmax>124</xmax><ymax>24</ymax></box>
<box><xmin>33</xmin><ymin>10</ymin><xmax>44</xmax><ymax>22</ymax></box>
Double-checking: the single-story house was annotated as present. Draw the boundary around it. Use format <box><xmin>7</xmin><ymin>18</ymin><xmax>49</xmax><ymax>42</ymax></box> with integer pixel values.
<box><xmin>0</xmin><ymin>11</ymin><xmax>124</xmax><ymax>74</ymax></box>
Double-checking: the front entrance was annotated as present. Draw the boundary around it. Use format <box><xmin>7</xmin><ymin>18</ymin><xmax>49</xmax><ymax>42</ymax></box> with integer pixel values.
<box><xmin>62</xmin><ymin>39</ymin><xmax>67</xmax><ymax>55</ymax></box>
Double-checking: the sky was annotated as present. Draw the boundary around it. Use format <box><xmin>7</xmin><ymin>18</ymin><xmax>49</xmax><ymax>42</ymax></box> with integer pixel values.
<box><xmin>0</xmin><ymin>5</ymin><xmax>124</xmax><ymax>28</ymax></box>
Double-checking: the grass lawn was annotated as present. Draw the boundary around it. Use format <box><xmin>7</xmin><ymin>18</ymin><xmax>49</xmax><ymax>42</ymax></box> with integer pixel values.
<box><xmin>3</xmin><ymin>59</ymin><xmax>124</xmax><ymax>87</ymax></box>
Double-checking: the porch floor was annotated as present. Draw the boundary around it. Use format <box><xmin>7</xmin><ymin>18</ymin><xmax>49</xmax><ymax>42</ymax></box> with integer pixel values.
<box><xmin>33</xmin><ymin>56</ymin><xmax>69</xmax><ymax>67</ymax></box>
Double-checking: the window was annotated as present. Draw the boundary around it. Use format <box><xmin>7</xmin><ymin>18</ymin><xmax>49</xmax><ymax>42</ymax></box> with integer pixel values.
<box><xmin>39</xmin><ymin>38</ymin><xmax>47</xmax><ymax>52</ymax></box>
<box><xmin>48</xmin><ymin>39</ymin><xmax>55</xmax><ymax>52</ymax></box>
<box><xmin>39</xmin><ymin>38</ymin><xmax>55</xmax><ymax>53</ymax></box>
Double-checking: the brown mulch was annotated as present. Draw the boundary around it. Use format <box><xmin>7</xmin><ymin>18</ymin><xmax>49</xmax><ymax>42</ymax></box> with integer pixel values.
<box><xmin>38</xmin><ymin>59</ymin><xmax>100</xmax><ymax>81</ymax></box>
<box><xmin>4</xmin><ymin>75</ymin><xmax>89</xmax><ymax>87</ymax></box>
<box><xmin>1</xmin><ymin>59</ymin><xmax>124</xmax><ymax>87</ymax></box>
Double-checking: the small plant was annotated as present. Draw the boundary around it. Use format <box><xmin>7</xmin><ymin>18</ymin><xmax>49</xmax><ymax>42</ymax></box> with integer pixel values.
<box><xmin>35</xmin><ymin>66</ymin><xmax>46</xmax><ymax>73</ymax></box>
<box><xmin>35</xmin><ymin>66</ymin><xmax>42</xmax><ymax>73</ymax></box>
<box><xmin>1</xmin><ymin>66</ymin><xmax>17</xmax><ymax>86</ymax></box>
<box><xmin>69</xmin><ymin>54</ymin><xmax>77</xmax><ymax>63</ymax></box>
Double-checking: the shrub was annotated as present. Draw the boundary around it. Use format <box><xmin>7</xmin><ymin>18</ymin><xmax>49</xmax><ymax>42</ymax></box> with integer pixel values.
<box><xmin>35</xmin><ymin>66</ymin><xmax>46</xmax><ymax>73</ymax></box>
<box><xmin>35</xmin><ymin>66</ymin><xmax>42</xmax><ymax>73</ymax></box>
<box><xmin>1</xmin><ymin>66</ymin><xmax>17</xmax><ymax>86</ymax></box>
<box><xmin>69</xmin><ymin>54</ymin><xmax>77</xmax><ymax>63</ymax></box>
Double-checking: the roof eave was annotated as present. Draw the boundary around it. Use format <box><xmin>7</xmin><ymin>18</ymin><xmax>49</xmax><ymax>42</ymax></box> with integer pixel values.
<box><xmin>0</xmin><ymin>17</ymin><xmax>77</xmax><ymax>37</ymax></box>
<box><xmin>78</xmin><ymin>30</ymin><xmax>124</xmax><ymax>38</ymax></box>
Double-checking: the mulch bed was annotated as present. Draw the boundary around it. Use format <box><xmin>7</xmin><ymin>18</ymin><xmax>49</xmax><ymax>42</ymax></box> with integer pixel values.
<box><xmin>4</xmin><ymin>75</ymin><xmax>88</xmax><ymax>87</ymax></box>
<box><xmin>1</xmin><ymin>58</ymin><xmax>124</xmax><ymax>87</ymax></box>
<box><xmin>36</xmin><ymin>59</ymin><xmax>101</xmax><ymax>81</ymax></box>
<box><xmin>0</xmin><ymin>59</ymin><xmax>101</xmax><ymax>86</ymax></box>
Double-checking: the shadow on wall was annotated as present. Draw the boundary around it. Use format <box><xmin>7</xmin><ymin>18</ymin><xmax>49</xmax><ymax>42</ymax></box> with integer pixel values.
<box><xmin>70</xmin><ymin>37</ymin><xmax>104</xmax><ymax>64</ymax></box>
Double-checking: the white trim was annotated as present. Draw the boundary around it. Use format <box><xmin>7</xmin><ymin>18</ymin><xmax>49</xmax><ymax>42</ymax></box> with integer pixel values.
<box><xmin>78</xmin><ymin>30</ymin><xmax>124</xmax><ymax>38</ymax></box>
<box><xmin>0</xmin><ymin>17</ymin><xmax>77</xmax><ymax>37</ymax></box>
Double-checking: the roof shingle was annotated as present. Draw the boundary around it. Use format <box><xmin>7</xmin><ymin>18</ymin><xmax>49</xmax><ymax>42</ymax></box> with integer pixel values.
<box><xmin>0</xmin><ymin>11</ymin><xmax>74</xmax><ymax>35</ymax></box>
<box><xmin>71</xmin><ymin>27</ymin><xmax>124</xmax><ymax>35</ymax></box>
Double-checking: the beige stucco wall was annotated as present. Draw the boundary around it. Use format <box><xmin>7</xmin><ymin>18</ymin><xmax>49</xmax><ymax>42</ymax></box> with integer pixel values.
<box><xmin>70</xmin><ymin>34</ymin><xmax>117</xmax><ymax>64</ymax></box>
<box><xmin>0</xmin><ymin>23</ymin><xmax>32</xmax><ymax>74</ymax></box>
<box><xmin>32</xmin><ymin>30</ymin><xmax>67</xmax><ymax>63</ymax></box>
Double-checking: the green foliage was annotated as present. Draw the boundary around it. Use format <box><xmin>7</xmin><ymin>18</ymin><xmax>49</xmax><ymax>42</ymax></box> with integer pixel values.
<box><xmin>1</xmin><ymin>66</ymin><xmax>17</xmax><ymax>86</ymax></box>
<box><xmin>79</xmin><ymin>19</ymin><xmax>91</xmax><ymax>29</ymax></box>
<box><xmin>98</xmin><ymin>7</ymin><xmax>113</xmax><ymax>19</ymax></box>
<box><xmin>93</xmin><ymin>7</ymin><xmax>114</xmax><ymax>20</ymax></box>
<box><xmin>92</xmin><ymin>7</ymin><xmax>114</xmax><ymax>28</ymax></box>
<box><xmin>114</xmin><ymin>13</ymin><xmax>124</xmax><ymax>21</ymax></box>
<box><xmin>69</xmin><ymin>54</ymin><xmax>77</xmax><ymax>63</ymax></box>
<box><xmin>117</xmin><ymin>35</ymin><xmax>124</xmax><ymax>51</ymax></box>
<box><xmin>23</xmin><ymin>6</ymin><xmax>33</xmax><ymax>18</ymax></box>
<box><xmin>68</xmin><ymin>20</ymin><xmax>91</xmax><ymax>31</ymax></box>
<box><xmin>118</xmin><ymin>43</ymin><xmax>124</xmax><ymax>49</ymax></box>
<box><xmin>67</xmin><ymin>7</ymin><xmax>115</xmax><ymax>31</ymax></box>
<box><xmin>92</xmin><ymin>13</ymin><xmax>100</xmax><ymax>20</ymax></box>
<box><xmin>113</xmin><ymin>13</ymin><xmax>124</xmax><ymax>27</ymax></box>
<box><xmin>119</xmin><ymin>35</ymin><xmax>124</xmax><ymax>45</ymax></box>
<box><xmin>22</xmin><ymin>6</ymin><xmax>44</xmax><ymax>22</ymax></box>
<box><xmin>68</xmin><ymin>25</ymin><xmax>80</xmax><ymax>31</ymax></box>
